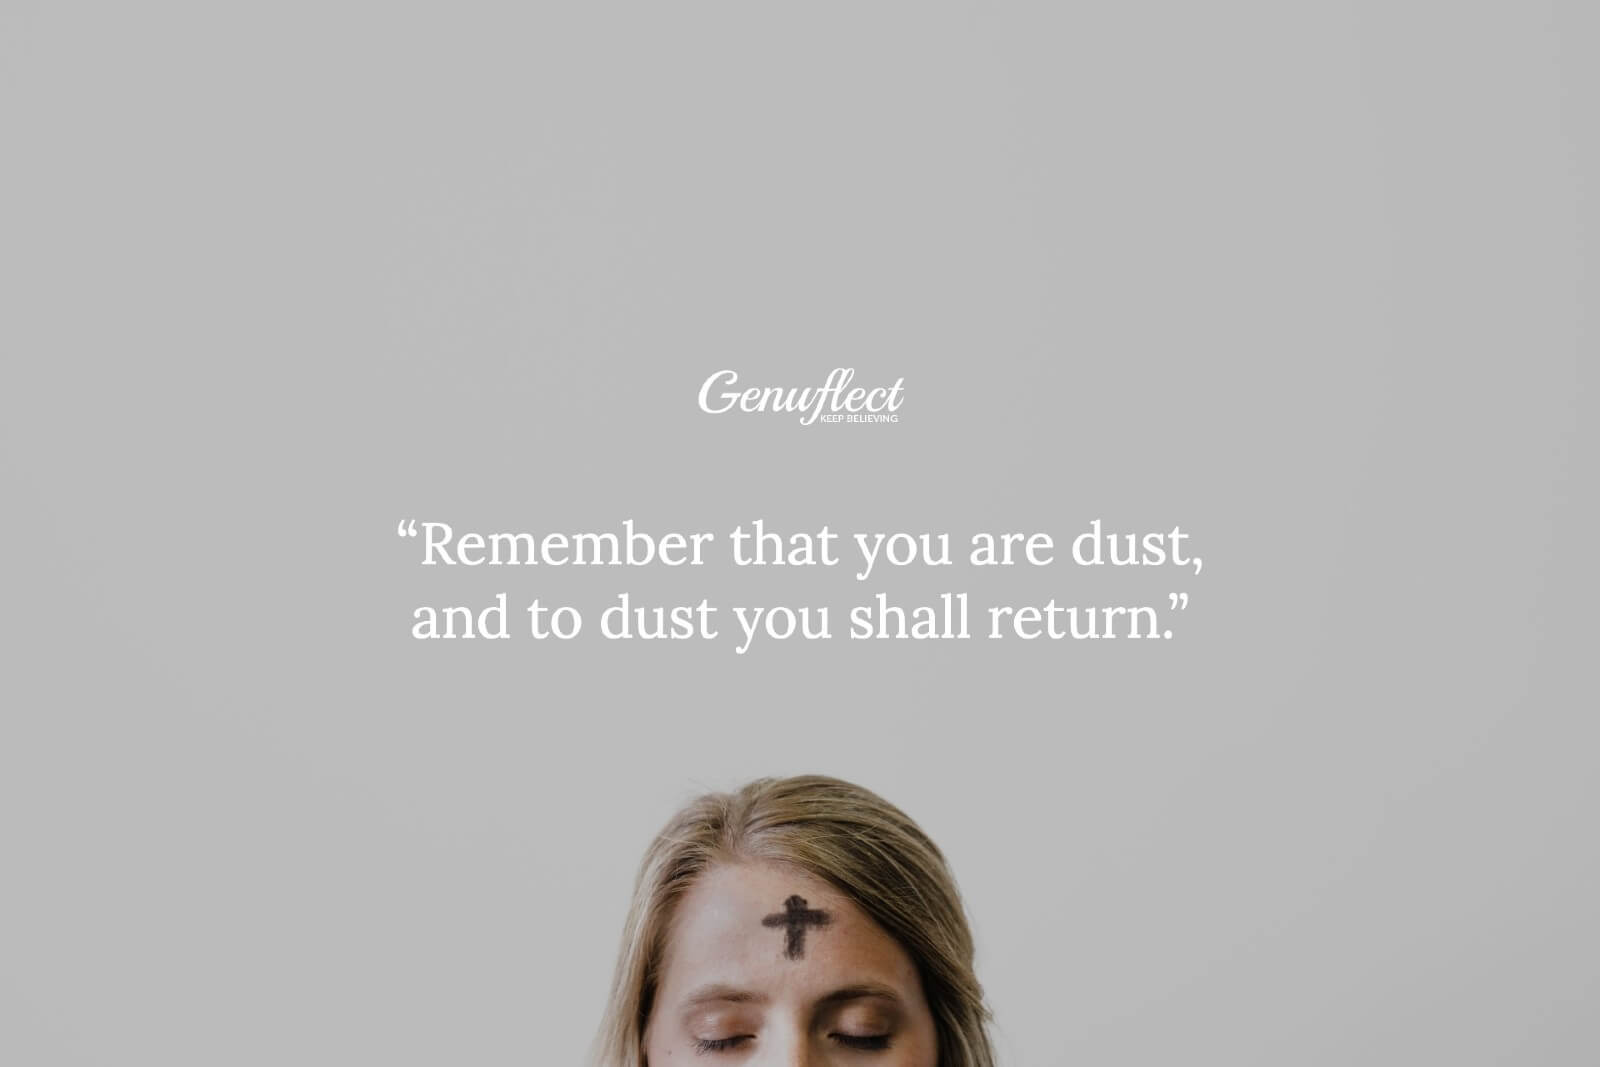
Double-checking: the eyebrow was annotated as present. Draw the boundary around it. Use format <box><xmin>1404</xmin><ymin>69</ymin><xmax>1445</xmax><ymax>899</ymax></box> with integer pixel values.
<box><xmin>683</xmin><ymin>984</ymin><xmax>768</xmax><ymax>1007</ymax></box>
<box><xmin>817</xmin><ymin>983</ymin><xmax>903</xmax><ymax>1007</ymax></box>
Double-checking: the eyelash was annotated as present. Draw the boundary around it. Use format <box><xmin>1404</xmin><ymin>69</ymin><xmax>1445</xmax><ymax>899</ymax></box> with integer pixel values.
<box><xmin>692</xmin><ymin>1034</ymin><xmax>892</xmax><ymax>1054</ymax></box>
<box><xmin>693</xmin><ymin>1037</ymin><xmax>749</xmax><ymax>1053</ymax></box>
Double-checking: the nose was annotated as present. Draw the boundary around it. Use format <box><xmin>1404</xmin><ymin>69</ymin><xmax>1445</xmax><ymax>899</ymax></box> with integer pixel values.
<box><xmin>757</xmin><ymin>1029</ymin><xmax>822</xmax><ymax>1067</ymax></box>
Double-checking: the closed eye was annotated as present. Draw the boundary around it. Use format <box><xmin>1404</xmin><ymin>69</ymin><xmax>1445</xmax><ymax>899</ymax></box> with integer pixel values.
<box><xmin>832</xmin><ymin>1033</ymin><xmax>892</xmax><ymax>1051</ymax></box>
<box><xmin>694</xmin><ymin>1035</ymin><xmax>752</xmax><ymax>1054</ymax></box>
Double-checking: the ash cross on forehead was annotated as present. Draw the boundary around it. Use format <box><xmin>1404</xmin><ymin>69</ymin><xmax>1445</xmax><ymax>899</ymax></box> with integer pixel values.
<box><xmin>762</xmin><ymin>895</ymin><xmax>831</xmax><ymax>960</ymax></box>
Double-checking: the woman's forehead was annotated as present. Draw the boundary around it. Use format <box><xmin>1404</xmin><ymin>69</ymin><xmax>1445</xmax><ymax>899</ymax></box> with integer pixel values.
<box><xmin>656</xmin><ymin>861</ymin><xmax>919</xmax><ymax>997</ymax></box>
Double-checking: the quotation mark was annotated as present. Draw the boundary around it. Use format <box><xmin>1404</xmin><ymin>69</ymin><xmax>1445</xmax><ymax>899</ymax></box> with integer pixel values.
<box><xmin>397</xmin><ymin>519</ymin><xmax>418</xmax><ymax>538</ymax></box>
<box><xmin>1161</xmin><ymin>592</ymin><xmax>1191</xmax><ymax>639</ymax></box>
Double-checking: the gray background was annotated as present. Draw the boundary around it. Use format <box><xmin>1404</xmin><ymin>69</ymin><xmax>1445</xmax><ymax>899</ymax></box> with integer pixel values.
<box><xmin>2</xmin><ymin>3</ymin><xmax>1593</xmax><ymax>1065</ymax></box>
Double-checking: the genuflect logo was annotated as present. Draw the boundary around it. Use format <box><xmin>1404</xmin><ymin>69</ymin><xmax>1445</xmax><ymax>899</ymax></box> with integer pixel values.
<box><xmin>697</xmin><ymin>368</ymin><xmax>906</xmax><ymax>426</ymax></box>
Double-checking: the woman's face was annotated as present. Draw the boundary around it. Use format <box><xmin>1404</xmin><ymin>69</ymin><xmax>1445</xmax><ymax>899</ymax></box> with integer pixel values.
<box><xmin>643</xmin><ymin>860</ymin><xmax>939</xmax><ymax>1065</ymax></box>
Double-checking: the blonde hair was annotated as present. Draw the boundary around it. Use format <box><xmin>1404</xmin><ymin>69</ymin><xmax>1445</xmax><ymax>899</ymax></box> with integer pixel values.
<box><xmin>595</xmin><ymin>775</ymin><xmax>996</xmax><ymax>1066</ymax></box>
